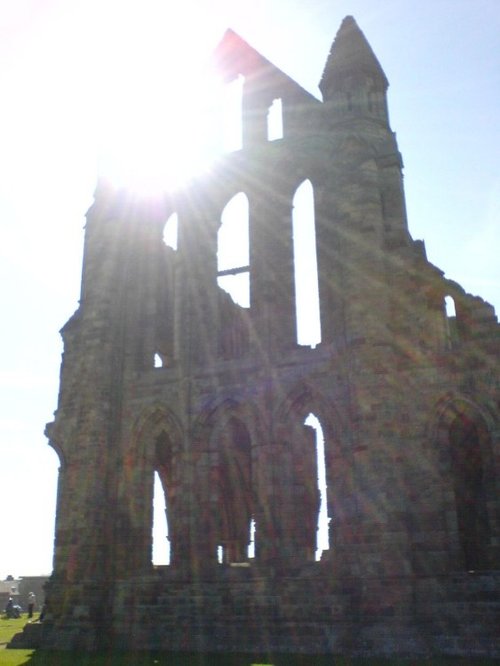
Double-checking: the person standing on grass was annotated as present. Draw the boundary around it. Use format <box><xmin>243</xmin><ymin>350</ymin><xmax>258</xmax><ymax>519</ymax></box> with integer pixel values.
<box><xmin>5</xmin><ymin>596</ymin><xmax>13</xmax><ymax>617</ymax></box>
<box><xmin>27</xmin><ymin>591</ymin><xmax>36</xmax><ymax>618</ymax></box>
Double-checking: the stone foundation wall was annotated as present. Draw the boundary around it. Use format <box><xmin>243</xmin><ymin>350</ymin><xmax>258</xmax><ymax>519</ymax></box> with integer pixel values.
<box><xmin>106</xmin><ymin>568</ymin><xmax>500</xmax><ymax>657</ymax></box>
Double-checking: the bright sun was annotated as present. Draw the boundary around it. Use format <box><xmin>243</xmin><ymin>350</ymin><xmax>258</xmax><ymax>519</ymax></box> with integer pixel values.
<box><xmin>99</xmin><ymin>77</ymin><xmax>223</xmax><ymax>193</ymax></box>
<box><xmin>31</xmin><ymin>1</ymin><xmax>246</xmax><ymax>196</ymax></box>
<box><xmin>97</xmin><ymin>46</ymin><xmax>226</xmax><ymax>194</ymax></box>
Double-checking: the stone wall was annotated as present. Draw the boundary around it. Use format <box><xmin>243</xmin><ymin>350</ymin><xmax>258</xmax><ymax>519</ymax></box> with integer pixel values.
<box><xmin>33</xmin><ymin>15</ymin><xmax>500</xmax><ymax>658</ymax></box>
<box><xmin>108</xmin><ymin>568</ymin><xmax>499</xmax><ymax>656</ymax></box>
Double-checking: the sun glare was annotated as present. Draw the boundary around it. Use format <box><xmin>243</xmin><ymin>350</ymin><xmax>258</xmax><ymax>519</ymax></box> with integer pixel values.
<box><xmin>60</xmin><ymin>1</ymin><xmax>250</xmax><ymax>196</ymax></box>
<box><xmin>60</xmin><ymin>0</ymin><xmax>233</xmax><ymax>195</ymax></box>
<box><xmin>98</xmin><ymin>62</ymin><xmax>224</xmax><ymax>195</ymax></box>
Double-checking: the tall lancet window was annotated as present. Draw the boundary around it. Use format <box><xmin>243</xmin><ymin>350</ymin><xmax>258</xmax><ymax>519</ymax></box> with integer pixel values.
<box><xmin>305</xmin><ymin>413</ymin><xmax>330</xmax><ymax>560</ymax></box>
<box><xmin>267</xmin><ymin>98</ymin><xmax>283</xmax><ymax>141</ymax></box>
<box><xmin>292</xmin><ymin>180</ymin><xmax>321</xmax><ymax>346</ymax></box>
<box><xmin>222</xmin><ymin>75</ymin><xmax>244</xmax><ymax>152</ymax></box>
<box><xmin>217</xmin><ymin>192</ymin><xmax>250</xmax><ymax>308</ymax></box>
<box><xmin>152</xmin><ymin>471</ymin><xmax>170</xmax><ymax>565</ymax></box>
<box><xmin>444</xmin><ymin>295</ymin><xmax>458</xmax><ymax>348</ymax></box>
<box><xmin>163</xmin><ymin>212</ymin><xmax>178</xmax><ymax>250</ymax></box>
<box><xmin>152</xmin><ymin>431</ymin><xmax>176</xmax><ymax>566</ymax></box>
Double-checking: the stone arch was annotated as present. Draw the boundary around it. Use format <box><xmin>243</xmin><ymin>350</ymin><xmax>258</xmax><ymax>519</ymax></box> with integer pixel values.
<box><xmin>203</xmin><ymin>181</ymin><xmax>252</xmax><ymax>227</ymax></box>
<box><xmin>278</xmin><ymin>166</ymin><xmax>323</xmax><ymax>205</ymax></box>
<box><xmin>275</xmin><ymin>381</ymin><xmax>340</xmax><ymax>446</ymax></box>
<box><xmin>133</xmin><ymin>405</ymin><xmax>184</xmax><ymax>464</ymax></box>
<box><xmin>432</xmin><ymin>395</ymin><xmax>496</xmax><ymax>570</ymax></box>
<box><xmin>191</xmin><ymin>398</ymin><xmax>263</xmax><ymax>564</ymax></box>
<box><xmin>130</xmin><ymin>405</ymin><xmax>184</xmax><ymax>568</ymax></box>
<box><xmin>274</xmin><ymin>383</ymin><xmax>341</xmax><ymax>562</ymax></box>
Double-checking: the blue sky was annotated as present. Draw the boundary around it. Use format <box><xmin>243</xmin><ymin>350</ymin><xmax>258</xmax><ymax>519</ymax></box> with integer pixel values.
<box><xmin>0</xmin><ymin>0</ymin><xmax>498</xmax><ymax>577</ymax></box>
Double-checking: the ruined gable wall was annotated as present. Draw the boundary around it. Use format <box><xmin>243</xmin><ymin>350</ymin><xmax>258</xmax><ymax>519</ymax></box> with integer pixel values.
<box><xmin>38</xmin><ymin>18</ymin><xmax>499</xmax><ymax>657</ymax></box>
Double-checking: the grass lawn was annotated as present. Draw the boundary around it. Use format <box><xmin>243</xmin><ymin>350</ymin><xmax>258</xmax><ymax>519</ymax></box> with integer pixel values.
<box><xmin>1</xmin><ymin>616</ymin><xmax>499</xmax><ymax>666</ymax></box>
<box><xmin>0</xmin><ymin>613</ymin><xmax>36</xmax><ymax>664</ymax></box>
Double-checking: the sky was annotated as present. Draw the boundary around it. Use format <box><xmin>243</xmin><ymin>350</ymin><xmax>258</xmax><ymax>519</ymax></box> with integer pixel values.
<box><xmin>0</xmin><ymin>0</ymin><xmax>499</xmax><ymax>578</ymax></box>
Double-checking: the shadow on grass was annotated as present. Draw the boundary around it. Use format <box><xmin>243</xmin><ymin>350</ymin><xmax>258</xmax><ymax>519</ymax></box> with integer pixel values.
<box><xmin>13</xmin><ymin>651</ymin><xmax>500</xmax><ymax>666</ymax></box>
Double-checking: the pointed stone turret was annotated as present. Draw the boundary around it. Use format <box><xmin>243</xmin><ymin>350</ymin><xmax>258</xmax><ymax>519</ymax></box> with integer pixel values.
<box><xmin>319</xmin><ymin>16</ymin><xmax>389</xmax><ymax>122</ymax></box>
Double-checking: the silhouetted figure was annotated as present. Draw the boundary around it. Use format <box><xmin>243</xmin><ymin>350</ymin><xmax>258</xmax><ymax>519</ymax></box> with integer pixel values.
<box><xmin>27</xmin><ymin>591</ymin><xmax>36</xmax><ymax>618</ymax></box>
<box><xmin>5</xmin><ymin>597</ymin><xmax>13</xmax><ymax>616</ymax></box>
<box><xmin>5</xmin><ymin>596</ymin><xmax>21</xmax><ymax>618</ymax></box>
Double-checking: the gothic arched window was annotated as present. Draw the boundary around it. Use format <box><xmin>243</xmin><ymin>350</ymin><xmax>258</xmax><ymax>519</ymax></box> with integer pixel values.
<box><xmin>217</xmin><ymin>192</ymin><xmax>250</xmax><ymax>308</ymax></box>
<box><xmin>267</xmin><ymin>97</ymin><xmax>283</xmax><ymax>140</ymax></box>
<box><xmin>152</xmin><ymin>431</ymin><xmax>175</xmax><ymax>566</ymax></box>
<box><xmin>292</xmin><ymin>180</ymin><xmax>321</xmax><ymax>346</ymax></box>
<box><xmin>162</xmin><ymin>212</ymin><xmax>178</xmax><ymax>250</ymax></box>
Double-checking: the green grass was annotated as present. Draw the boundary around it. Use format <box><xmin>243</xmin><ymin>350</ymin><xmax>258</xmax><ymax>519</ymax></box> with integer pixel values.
<box><xmin>1</xmin><ymin>654</ymin><xmax>499</xmax><ymax>666</ymax></box>
<box><xmin>2</xmin><ymin>651</ymin><xmax>499</xmax><ymax>666</ymax></box>
<box><xmin>0</xmin><ymin>613</ymin><xmax>36</xmax><ymax>664</ymax></box>
<box><xmin>0</xmin><ymin>613</ymin><xmax>39</xmax><ymax>646</ymax></box>
<box><xmin>1</xmin><ymin>617</ymin><xmax>499</xmax><ymax>666</ymax></box>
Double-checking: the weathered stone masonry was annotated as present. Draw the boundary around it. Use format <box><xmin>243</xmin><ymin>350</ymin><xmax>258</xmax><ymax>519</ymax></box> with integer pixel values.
<box><xmin>35</xmin><ymin>16</ymin><xmax>499</xmax><ymax>656</ymax></box>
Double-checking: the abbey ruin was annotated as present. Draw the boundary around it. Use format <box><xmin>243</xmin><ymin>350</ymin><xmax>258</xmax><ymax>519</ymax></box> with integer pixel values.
<box><xmin>30</xmin><ymin>16</ymin><xmax>500</xmax><ymax>657</ymax></box>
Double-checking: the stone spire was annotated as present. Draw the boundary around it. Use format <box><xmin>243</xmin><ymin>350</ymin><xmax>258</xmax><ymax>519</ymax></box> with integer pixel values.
<box><xmin>319</xmin><ymin>16</ymin><xmax>388</xmax><ymax>102</ymax></box>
